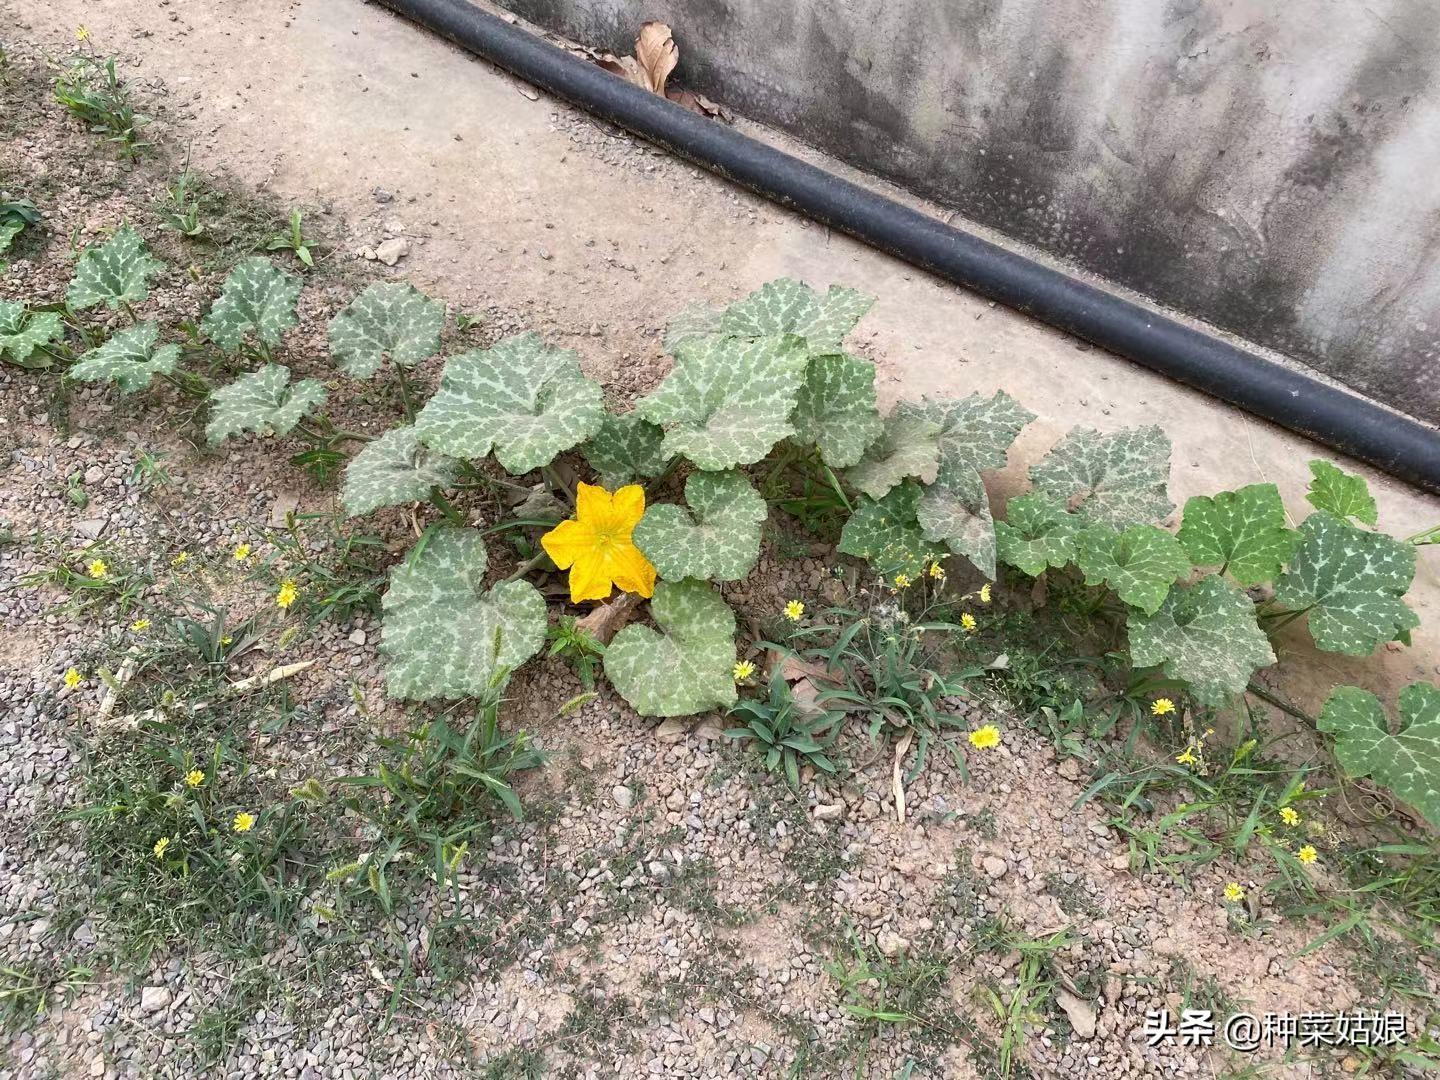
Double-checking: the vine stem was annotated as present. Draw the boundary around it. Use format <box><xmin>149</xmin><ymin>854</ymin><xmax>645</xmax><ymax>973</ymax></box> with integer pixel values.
<box><xmin>394</xmin><ymin>364</ymin><xmax>416</xmax><ymax>422</ymax></box>
<box><xmin>502</xmin><ymin>551</ymin><xmax>549</xmax><ymax>583</ymax></box>
<box><xmin>543</xmin><ymin>464</ymin><xmax>576</xmax><ymax>508</ymax></box>
<box><xmin>1245</xmin><ymin>682</ymin><xmax>1316</xmax><ymax>726</ymax></box>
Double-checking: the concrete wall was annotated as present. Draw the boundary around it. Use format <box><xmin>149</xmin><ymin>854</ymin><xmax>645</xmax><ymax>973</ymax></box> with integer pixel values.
<box><xmin>499</xmin><ymin>0</ymin><xmax>1440</xmax><ymax>423</ymax></box>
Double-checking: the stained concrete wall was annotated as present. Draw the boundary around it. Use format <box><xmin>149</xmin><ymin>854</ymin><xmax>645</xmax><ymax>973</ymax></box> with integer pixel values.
<box><xmin>499</xmin><ymin>0</ymin><xmax>1440</xmax><ymax>424</ymax></box>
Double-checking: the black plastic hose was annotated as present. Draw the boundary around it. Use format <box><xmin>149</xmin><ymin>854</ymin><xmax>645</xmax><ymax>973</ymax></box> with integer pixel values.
<box><xmin>375</xmin><ymin>0</ymin><xmax>1440</xmax><ymax>495</ymax></box>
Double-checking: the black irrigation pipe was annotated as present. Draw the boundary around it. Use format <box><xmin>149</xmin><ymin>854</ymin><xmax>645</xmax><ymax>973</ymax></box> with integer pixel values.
<box><xmin>375</xmin><ymin>0</ymin><xmax>1440</xmax><ymax>495</ymax></box>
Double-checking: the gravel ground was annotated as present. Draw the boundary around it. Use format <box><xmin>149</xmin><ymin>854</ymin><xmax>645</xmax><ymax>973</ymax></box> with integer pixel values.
<box><xmin>1</xmin><ymin>36</ymin><xmax>1437</xmax><ymax>1080</ymax></box>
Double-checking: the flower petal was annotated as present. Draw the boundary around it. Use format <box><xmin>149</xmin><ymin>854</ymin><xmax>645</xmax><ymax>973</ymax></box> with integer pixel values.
<box><xmin>568</xmin><ymin>553</ymin><xmax>615</xmax><ymax>603</ymax></box>
<box><xmin>611</xmin><ymin>484</ymin><xmax>646</xmax><ymax>532</ymax></box>
<box><xmin>575</xmin><ymin>482</ymin><xmax>613</xmax><ymax>526</ymax></box>
<box><xmin>607</xmin><ymin>543</ymin><xmax>657</xmax><ymax>598</ymax></box>
<box><xmin>541</xmin><ymin>519</ymin><xmax>595</xmax><ymax>570</ymax></box>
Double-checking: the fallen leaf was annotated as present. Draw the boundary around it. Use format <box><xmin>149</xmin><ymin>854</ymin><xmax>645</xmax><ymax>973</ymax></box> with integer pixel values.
<box><xmin>634</xmin><ymin>22</ymin><xmax>678</xmax><ymax>95</ymax></box>
<box><xmin>892</xmin><ymin>731</ymin><xmax>913</xmax><ymax>824</ymax></box>
<box><xmin>576</xmin><ymin>591</ymin><xmax>643</xmax><ymax>644</ymax></box>
<box><xmin>766</xmin><ymin>648</ymin><xmax>843</xmax><ymax>685</ymax></box>
<box><xmin>665</xmin><ymin>88</ymin><xmax>732</xmax><ymax>121</ymax></box>
<box><xmin>1055</xmin><ymin>989</ymin><xmax>1098</xmax><ymax>1039</ymax></box>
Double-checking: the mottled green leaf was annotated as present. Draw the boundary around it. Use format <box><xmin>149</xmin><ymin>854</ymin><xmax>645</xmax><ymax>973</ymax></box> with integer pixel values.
<box><xmin>845</xmin><ymin>414</ymin><xmax>941</xmax><ymax>500</ymax></box>
<box><xmin>604</xmin><ymin>579</ymin><xmax>737</xmax><ymax>717</ymax></box>
<box><xmin>0</xmin><ymin>299</ymin><xmax>62</xmax><ymax>368</ymax></box>
<box><xmin>381</xmin><ymin>528</ymin><xmax>546</xmax><ymax>700</ymax></box>
<box><xmin>328</xmin><ymin>281</ymin><xmax>445</xmax><ymax>378</ymax></box>
<box><xmin>0</xmin><ymin>220</ymin><xmax>22</xmax><ymax>256</ymax></box>
<box><xmin>415</xmin><ymin>332</ymin><xmax>604</xmax><ymax>474</ymax></box>
<box><xmin>1305</xmin><ymin>460</ymin><xmax>1377</xmax><ymax>526</ymax></box>
<box><xmin>1030</xmin><ymin>426</ymin><xmax>1172</xmax><ymax>527</ymax></box>
<box><xmin>69</xmin><ymin>321</ymin><xmax>179</xmax><ymax>393</ymax></box>
<box><xmin>1178</xmin><ymin>483</ymin><xmax>1299</xmax><ymax>586</ymax></box>
<box><xmin>666</xmin><ymin>279</ymin><xmax>873</xmax><ymax>357</ymax></box>
<box><xmin>205</xmin><ymin>363</ymin><xmax>326</xmax><ymax>446</ymax></box>
<box><xmin>1274</xmin><ymin>511</ymin><xmax>1418</xmax><ymax>655</ymax></box>
<box><xmin>633</xmin><ymin>470</ymin><xmax>765</xmax><ymax>582</ymax></box>
<box><xmin>1319</xmin><ymin>683</ymin><xmax>1440</xmax><ymax>827</ymax></box>
<box><xmin>994</xmin><ymin>492</ymin><xmax>1086</xmax><ymax>577</ymax></box>
<box><xmin>341</xmin><ymin>424</ymin><xmax>461</xmax><ymax>517</ymax></box>
<box><xmin>790</xmin><ymin>352</ymin><xmax>883</xmax><ymax>468</ymax></box>
<box><xmin>1127</xmin><ymin>575</ymin><xmax>1275</xmax><ymax>707</ymax></box>
<box><xmin>838</xmin><ymin>480</ymin><xmax>946</xmax><ymax>581</ymax></box>
<box><xmin>636</xmin><ymin>333</ymin><xmax>808</xmax><ymax>470</ymax></box>
<box><xmin>66</xmin><ymin>225</ymin><xmax>163</xmax><ymax>311</ymax></box>
<box><xmin>201</xmin><ymin>256</ymin><xmax>302</xmax><ymax>352</ymax></box>
<box><xmin>916</xmin><ymin>466</ymin><xmax>996</xmax><ymax>579</ymax></box>
<box><xmin>899</xmin><ymin>391</ymin><xmax>1035</xmax><ymax>474</ymax></box>
<box><xmin>582</xmin><ymin>412</ymin><xmax>670</xmax><ymax>489</ymax></box>
<box><xmin>1073</xmin><ymin>524</ymin><xmax>1190</xmax><ymax>615</ymax></box>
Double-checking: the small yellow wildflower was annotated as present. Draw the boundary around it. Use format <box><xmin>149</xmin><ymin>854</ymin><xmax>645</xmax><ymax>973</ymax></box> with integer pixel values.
<box><xmin>960</xmin><ymin>612</ymin><xmax>977</xmax><ymax>633</ymax></box>
<box><xmin>732</xmin><ymin>659</ymin><xmax>756</xmax><ymax>682</ymax></box>
<box><xmin>979</xmin><ymin>583</ymin><xmax>991</xmax><ymax>604</ymax></box>
<box><xmin>153</xmin><ymin>836</ymin><xmax>171</xmax><ymax>859</ymax></box>
<box><xmin>1151</xmin><ymin>698</ymin><xmax>1176</xmax><ymax>716</ymax></box>
<box><xmin>184</xmin><ymin>769</ymin><xmax>205</xmax><ymax>788</ymax></box>
<box><xmin>276</xmin><ymin>579</ymin><xmax>299</xmax><ymax>609</ymax></box>
<box><xmin>75</xmin><ymin>24</ymin><xmax>91</xmax><ymax>41</ymax></box>
<box><xmin>232</xmin><ymin>543</ymin><xmax>252</xmax><ymax>562</ymax></box>
<box><xmin>1176</xmin><ymin>746</ymin><xmax>1199</xmax><ymax>767</ymax></box>
<box><xmin>130</xmin><ymin>618</ymin><xmax>151</xmax><ymax>632</ymax></box>
<box><xmin>1223</xmin><ymin>882</ymin><xmax>1245</xmax><ymax>903</ymax></box>
<box><xmin>928</xmin><ymin>561</ymin><xmax>946</xmax><ymax>580</ymax></box>
<box><xmin>221</xmin><ymin>635</ymin><xmax>233</xmax><ymax>647</ymax></box>
<box><xmin>783</xmin><ymin>600</ymin><xmax>805</xmax><ymax>622</ymax></box>
<box><xmin>86</xmin><ymin>558</ymin><xmax>108</xmax><ymax>579</ymax></box>
<box><xmin>63</xmin><ymin>667</ymin><xmax>82</xmax><ymax>689</ymax></box>
<box><xmin>1296</xmin><ymin>844</ymin><xmax>1319</xmax><ymax>865</ymax></box>
<box><xmin>1279</xmin><ymin>806</ymin><xmax>1300</xmax><ymax>826</ymax></box>
<box><xmin>232</xmin><ymin>811</ymin><xmax>257</xmax><ymax>834</ymax></box>
<box><xmin>171</xmin><ymin>551</ymin><xmax>190</xmax><ymax>567</ymax></box>
<box><xmin>893</xmin><ymin>573</ymin><xmax>912</xmax><ymax>589</ymax></box>
<box><xmin>968</xmin><ymin>724</ymin><xmax>1001</xmax><ymax>750</ymax></box>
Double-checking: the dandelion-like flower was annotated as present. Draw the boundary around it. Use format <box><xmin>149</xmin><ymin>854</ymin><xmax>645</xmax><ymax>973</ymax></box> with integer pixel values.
<box><xmin>968</xmin><ymin>724</ymin><xmax>1001</xmax><ymax>750</ymax></box>
<box><xmin>232</xmin><ymin>811</ymin><xmax>257</xmax><ymax>833</ymax></box>
<box><xmin>893</xmin><ymin>573</ymin><xmax>912</xmax><ymax>589</ymax></box>
<box><xmin>276</xmin><ymin>579</ymin><xmax>299</xmax><ymax>609</ymax></box>
<box><xmin>184</xmin><ymin>769</ymin><xmax>205</xmax><ymax>788</ymax></box>
<box><xmin>1151</xmin><ymin>698</ymin><xmax>1176</xmax><ymax>716</ymax></box>
<box><xmin>130</xmin><ymin>618</ymin><xmax>151</xmax><ymax>632</ymax></box>
<box><xmin>1175</xmin><ymin>746</ymin><xmax>1199</xmax><ymax>767</ymax></box>
<box><xmin>979</xmin><ymin>583</ymin><xmax>991</xmax><ymax>604</ymax></box>
<box><xmin>539</xmin><ymin>484</ymin><xmax>656</xmax><ymax>603</ymax></box>
<box><xmin>75</xmin><ymin>24</ymin><xmax>91</xmax><ymax>41</ymax></box>
<box><xmin>171</xmin><ymin>551</ymin><xmax>190</xmax><ymax>567</ymax></box>
<box><xmin>232</xmin><ymin>543</ymin><xmax>252</xmax><ymax>562</ymax></box>
<box><xmin>783</xmin><ymin>600</ymin><xmax>805</xmax><ymax>622</ymax></box>
<box><xmin>153</xmin><ymin>836</ymin><xmax>171</xmax><ymax>859</ymax></box>
<box><xmin>63</xmin><ymin>667</ymin><xmax>82</xmax><ymax>689</ymax></box>
<box><xmin>960</xmin><ymin>612</ymin><xmax>977</xmax><ymax>633</ymax></box>
<box><xmin>1296</xmin><ymin>844</ymin><xmax>1318</xmax><ymax>865</ymax></box>
<box><xmin>928</xmin><ymin>561</ymin><xmax>946</xmax><ymax>580</ymax></box>
<box><xmin>1279</xmin><ymin>806</ymin><xmax>1300</xmax><ymax>826</ymax></box>
<box><xmin>732</xmin><ymin>660</ymin><xmax>756</xmax><ymax>683</ymax></box>
<box><xmin>87</xmin><ymin>558</ymin><xmax>108</xmax><ymax>579</ymax></box>
<box><xmin>1223</xmin><ymin>882</ymin><xmax>1244</xmax><ymax>903</ymax></box>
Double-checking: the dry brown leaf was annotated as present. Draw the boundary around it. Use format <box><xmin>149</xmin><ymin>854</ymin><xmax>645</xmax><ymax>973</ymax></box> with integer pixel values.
<box><xmin>575</xmin><ymin>591</ymin><xmax>643</xmax><ymax>645</ymax></box>
<box><xmin>665</xmin><ymin>88</ymin><xmax>731</xmax><ymax>121</ymax></box>
<box><xmin>634</xmin><ymin>22</ymin><xmax>679</xmax><ymax>95</ymax></box>
<box><xmin>766</xmin><ymin>648</ymin><xmax>843</xmax><ymax>685</ymax></box>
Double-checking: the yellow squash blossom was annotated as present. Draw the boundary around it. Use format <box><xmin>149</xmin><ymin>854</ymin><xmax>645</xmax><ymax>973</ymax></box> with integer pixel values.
<box><xmin>540</xmin><ymin>483</ymin><xmax>656</xmax><ymax>604</ymax></box>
